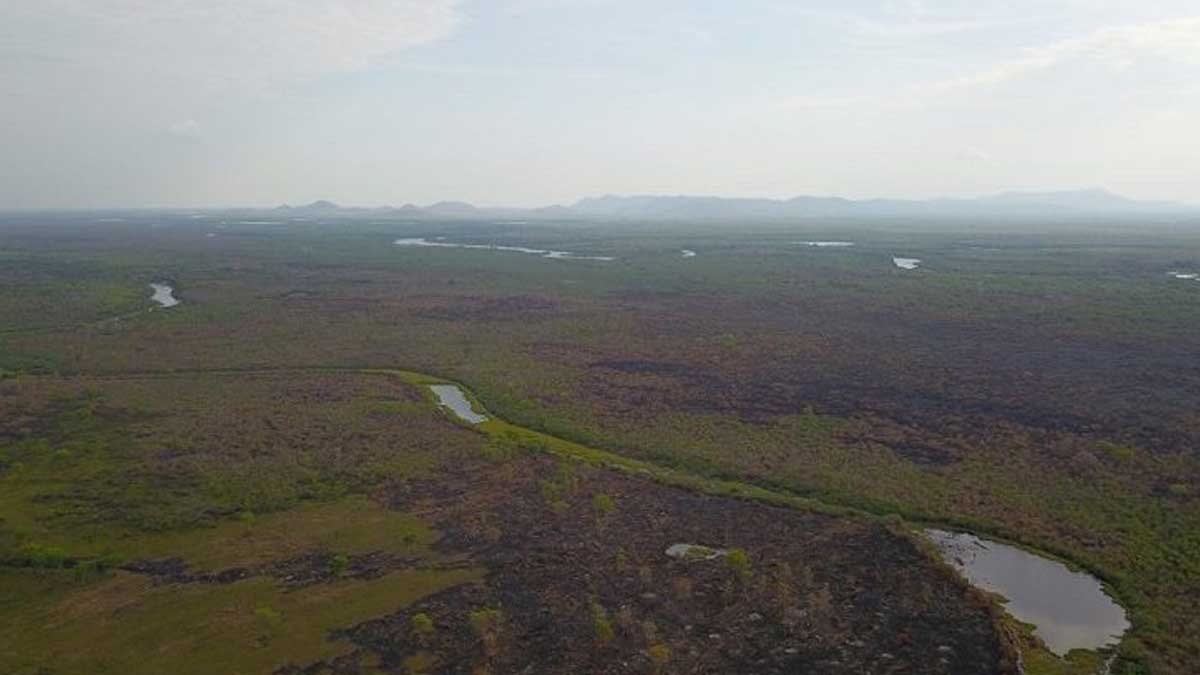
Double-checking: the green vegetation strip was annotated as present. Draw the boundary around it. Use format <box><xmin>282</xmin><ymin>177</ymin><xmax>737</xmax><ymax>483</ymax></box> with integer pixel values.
<box><xmin>376</xmin><ymin>369</ymin><xmax>853</xmax><ymax>518</ymax></box>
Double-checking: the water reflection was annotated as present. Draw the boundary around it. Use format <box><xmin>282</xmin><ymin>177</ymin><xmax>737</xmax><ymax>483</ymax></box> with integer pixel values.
<box><xmin>430</xmin><ymin>385</ymin><xmax>488</xmax><ymax>424</ymax></box>
<box><xmin>149</xmin><ymin>283</ymin><xmax>179</xmax><ymax>308</ymax></box>
<box><xmin>925</xmin><ymin>529</ymin><xmax>1128</xmax><ymax>656</ymax></box>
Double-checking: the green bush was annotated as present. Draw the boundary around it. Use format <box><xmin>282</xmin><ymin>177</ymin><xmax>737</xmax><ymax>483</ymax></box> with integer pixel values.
<box><xmin>327</xmin><ymin>552</ymin><xmax>350</xmax><ymax>577</ymax></box>
<box><xmin>592</xmin><ymin>492</ymin><xmax>616</xmax><ymax>518</ymax></box>
<box><xmin>411</xmin><ymin>612</ymin><xmax>435</xmax><ymax>638</ymax></box>
<box><xmin>1097</xmin><ymin>441</ymin><xmax>1136</xmax><ymax>462</ymax></box>
<box><xmin>591</xmin><ymin>602</ymin><xmax>614</xmax><ymax>644</ymax></box>
<box><xmin>255</xmin><ymin>606</ymin><xmax>285</xmax><ymax>641</ymax></box>
<box><xmin>468</xmin><ymin>607</ymin><xmax>504</xmax><ymax>656</ymax></box>
<box><xmin>727</xmin><ymin>548</ymin><xmax>752</xmax><ymax>580</ymax></box>
<box><xmin>482</xmin><ymin>435</ymin><xmax>519</xmax><ymax>463</ymax></box>
<box><xmin>468</xmin><ymin>607</ymin><xmax>503</xmax><ymax>637</ymax></box>
<box><xmin>12</xmin><ymin>543</ymin><xmax>69</xmax><ymax>569</ymax></box>
<box><xmin>71</xmin><ymin>553</ymin><xmax>123</xmax><ymax>583</ymax></box>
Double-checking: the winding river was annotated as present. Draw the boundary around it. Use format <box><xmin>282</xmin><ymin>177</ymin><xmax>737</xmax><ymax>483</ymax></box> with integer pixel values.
<box><xmin>395</xmin><ymin>237</ymin><xmax>615</xmax><ymax>261</ymax></box>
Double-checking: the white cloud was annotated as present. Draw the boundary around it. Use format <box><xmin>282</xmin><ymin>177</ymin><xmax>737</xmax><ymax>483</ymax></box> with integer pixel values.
<box><xmin>954</xmin><ymin>147</ymin><xmax>993</xmax><ymax>163</ymax></box>
<box><xmin>767</xmin><ymin>4</ymin><xmax>1001</xmax><ymax>40</ymax></box>
<box><xmin>770</xmin><ymin>14</ymin><xmax>1200</xmax><ymax>112</ymax></box>
<box><xmin>167</xmin><ymin>119</ymin><xmax>200</xmax><ymax>137</ymax></box>
<box><xmin>912</xmin><ymin>16</ymin><xmax>1200</xmax><ymax>97</ymax></box>
<box><xmin>0</xmin><ymin>1</ymin><xmax>462</xmax><ymax>92</ymax></box>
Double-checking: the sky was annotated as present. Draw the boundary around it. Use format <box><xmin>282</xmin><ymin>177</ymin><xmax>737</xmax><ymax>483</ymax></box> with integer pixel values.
<box><xmin>1</xmin><ymin>0</ymin><xmax>1199</xmax><ymax>208</ymax></box>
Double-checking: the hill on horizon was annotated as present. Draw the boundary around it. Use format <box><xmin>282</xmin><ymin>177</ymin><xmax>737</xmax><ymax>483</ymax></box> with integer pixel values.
<box><xmin>266</xmin><ymin>189</ymin><xmax>1195</xmax><ymax>220</ymax></box>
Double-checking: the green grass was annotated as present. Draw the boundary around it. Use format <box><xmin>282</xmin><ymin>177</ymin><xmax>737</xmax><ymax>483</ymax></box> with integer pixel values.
<box><xmin>0</xmin><ymin>567</ymin><xmax>480</xmax><ymax>675</ymax></box>
<box><xmin>132</xmin><ymin>496</ymin><xmax>437</xmax><ymax>572</ymax></box>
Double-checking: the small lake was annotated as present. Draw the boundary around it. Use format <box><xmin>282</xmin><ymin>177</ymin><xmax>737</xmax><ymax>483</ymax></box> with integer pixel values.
<box><xmin>430</xmin><ymin>385</ymin><xmax>488</xmax><ymax>424</ymax></box>
<box><xmin>149</xmin><ymin>283</ymin><xmax>180</xmax><ymax>308</ymax></box>
<box><xmin>800</xmin><ymin>241</ymin><xmax>855</xmax><ymax>247</ymax></box>
<box><xmin>893</xmin><ymin>257</ymin><xmax>922</xmax><ymax>270</ymax></box>
<box><xmin>925</xmin><ymin>529</ymin><xmax>1128</xmax><ymax>656</ymax></box>
<box><xmin>681</xmin><ymin>249</ymin><xmax>697</xmax><ymax>258</ymax></box>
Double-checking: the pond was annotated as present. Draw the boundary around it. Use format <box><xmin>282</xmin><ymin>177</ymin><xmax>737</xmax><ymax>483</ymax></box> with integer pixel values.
<box><xmin>149</xmin><ymin>283</ymin><xmax>180</xmax><ymax>308</ymax></box>
<box><xmin>430</xmin><ymin>385</ymin><xmax>488</xmax><ymax>424</ymax></box>
<box><xmin>893</xmin><ymin>257</ymin><xmax>922</xmax><ymax>270</ymax></box>
<box><xmin>799</xmin><ymin>241</ymin><xmax>855</xmax><ymax>247</ymax></box>
<box><xmin>681</xmin><ymin>249</ymin><xmax>697</xmax><ymax>258</ymax></box>
<box><xmin>925</xmin><ymin>529</ymin><xmax>1128</xmax><ymax>656</ymax></box>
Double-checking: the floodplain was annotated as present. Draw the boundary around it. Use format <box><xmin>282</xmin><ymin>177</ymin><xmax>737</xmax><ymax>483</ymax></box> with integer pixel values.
<box><xmin>1</xmin><ymin>212</ymin><xmax>1198</xmax><ymax>674</ymax></box>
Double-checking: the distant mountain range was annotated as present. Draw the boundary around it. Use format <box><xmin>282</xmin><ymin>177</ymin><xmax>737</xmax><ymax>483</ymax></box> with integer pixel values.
<box><xmin>271</xmin><ymin>189</ymin><xmax>1196</xmax><ymax>220</ymax></box>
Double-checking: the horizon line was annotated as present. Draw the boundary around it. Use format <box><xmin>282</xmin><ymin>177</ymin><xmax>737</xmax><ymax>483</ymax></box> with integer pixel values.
<box><xmin>2</xmin><ymin>187</ymin><xmax>1197</xmax><ymax>213</ymax></box>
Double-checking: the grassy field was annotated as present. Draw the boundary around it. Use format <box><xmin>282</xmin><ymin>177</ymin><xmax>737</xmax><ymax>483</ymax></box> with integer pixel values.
<box><xmin>2</xmin><ymin>212</ymin><xmax>1198</xmax><ymax>673</ymax></box>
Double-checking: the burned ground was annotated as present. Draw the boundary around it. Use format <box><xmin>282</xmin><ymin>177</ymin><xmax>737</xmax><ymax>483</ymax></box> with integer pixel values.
<box><xmin>0</xmin><ymin>372</ymin><xmax>1009</xmax><ymax>675</ymax></box>
<box><xmin>295</xmin><ymin>454</ymin><xmax>1008</xmax><ymax>675</ymax></box>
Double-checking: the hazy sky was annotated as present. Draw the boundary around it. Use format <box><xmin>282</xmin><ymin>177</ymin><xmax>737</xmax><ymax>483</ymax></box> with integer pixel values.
<box><xmin>2</xmin><ymin>1</ymin><xmax>1199</xmax><ymax>208</ymax></box>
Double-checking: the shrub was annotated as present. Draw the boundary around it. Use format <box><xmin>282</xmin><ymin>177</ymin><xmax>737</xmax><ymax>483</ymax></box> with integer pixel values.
<box><xmin>614</xmin><ymin>548</ymin><xmax>629</xmax><ymax>572</ymax></box>
<box><xmin>469</xmin><ymin>607</ymin><xmax>503</xmax><ymax>656</ymax></box>
<box><xmin>71</xmin><ymin>554</ymin><xmax>122</xmax><ymax>583</ymax></box>
<box><xmin>411</xmin><ymin>612</ymin><xmax>435</xmax><ymax>638</ymax></box>
<box><xmin>469</xmin><ymin>608</ymin><xmax>502</xmax><ymax>634</ymax></box>
<box><xmin>255</xmin><ymin>606</ymin><xmax>285</xmax><ymax>641</ymax></box>
<box><xmin>553</xmin><ymin>460</ymin><xmax>580</xmax><ymax>492</ymax></box>
<box><xmin>727</xmin><ymin>548</ymin><xmax>752</xmax><ymax>580</ymax></box>
<box><xmin>638</xmin><ymin>565</ymin><xmax>654</xmax><ymax>588</ymax></box>
<box><xmin>13</xmin><ymin>543</ymin><xmax>68</xmax><ymax>569</ymax></box>
<box><xmin>616</xmin><ymin>606</ymin><xmax>636</xmax><ymax>634</ymax></box>
<box><xmin>1097</xmin><ymin>441</ymin><xmax>1136</xmax><ymax>462</ymax></box>
<box><xmin>482</xmin><ymin>435</ymin><xmax>519</xmax><ymax>463</ymax></box>
<box><xmin>592</xmin><ymin>492</ymin><xmax>616</xmax><ymax>516</ymax></box>
<box><xmin>328</xmin><ymin>552</ymin><xmax>349</xmax><ymax>577</ymax></box>
<box><xmin>647</xmin><ymin>644</ymin><xmax>671</xmax><ymax>671</ymax></box>
<box><xmin>591</xmin><ymin>603</ymin><xmax>614</xmax><ymax>644</ymax></box>
<box><xmin>540</xmin><ymin>480</ymin><xmax>565</xmax><ymax>503</ymax></box>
